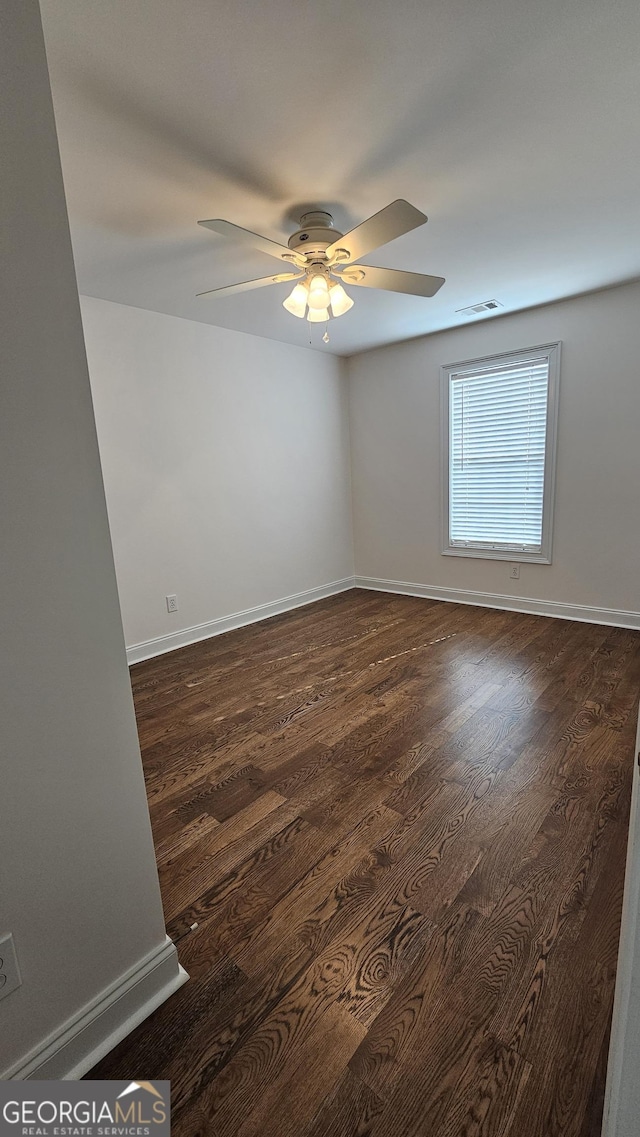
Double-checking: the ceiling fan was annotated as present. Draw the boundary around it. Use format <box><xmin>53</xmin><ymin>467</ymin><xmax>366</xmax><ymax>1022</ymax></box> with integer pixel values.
<box><xmin>196</xmin><ymin>200</ymin><xmax>445</xmax><ymax>325</ymax></box>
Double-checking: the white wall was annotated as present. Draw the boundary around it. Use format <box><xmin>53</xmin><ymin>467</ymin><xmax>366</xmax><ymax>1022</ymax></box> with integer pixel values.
<box><xmin>80</xmin><ymin>297</ymin><xmax>354</xmax><ymax>656</ymax></box>
<box><xmin>347</xmin><ymin>281</ymin><xmax>640</xmax><ymax>623</ymax></box>
<box><xmin>0</xmin><ymin>0</ymin><xmax>181</xmax><ymax>1078</ymax></box>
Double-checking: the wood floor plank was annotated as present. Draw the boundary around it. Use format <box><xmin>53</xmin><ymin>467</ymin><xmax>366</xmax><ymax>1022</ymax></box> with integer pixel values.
<box><xmin>87</xmin><ymin>591</ymin><xmax>639</xmax><ymax>1137</ymax></box>
<box><xmin>306</xmin><ymin>1067</ymin><xmax>385</xmax><ymax>1137</ymax></box>
<box><xmin>160</xmin><ymin>793</ymin><xmax>294</xmax><ymax>922</ymax></box>
<box><xmin>349</xmin><ymin>899</ymin><xmax>483</xmax><ymax>1099</ymax></box>
<box><xmin>169</xmin><ymin>940</ymin><xmax>316</xmax><ymax>1119</ymax></box>
<box><xmin>230</xmin><ymin>803</ymin><xmax>401</xmax><ymax>977</ymax></box>
<box><xmin>438</xmin><ymin>1034</ymin><xmax>532</xmax><ymax>1137</ymax></box>
<box><xmin>174</xmin><ymin>967</ymin><xmax>366</xmax><ymax>1137</ymax></box>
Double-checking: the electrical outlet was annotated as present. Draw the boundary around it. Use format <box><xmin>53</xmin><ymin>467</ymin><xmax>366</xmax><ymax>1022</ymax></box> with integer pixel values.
<box><xmin>166</xmin><ymin>594</ymin><xmax>178</xmax><ymax>613</ymax></box>
<box><xmin>0</xmin><ymin>934</ymin><xmax>22</xmax><ymax>1002</ymax></box>
<box><xmin>510</xmin><ymin>564</ymin><xmax>521</xmax><ymax>580</ymax></box>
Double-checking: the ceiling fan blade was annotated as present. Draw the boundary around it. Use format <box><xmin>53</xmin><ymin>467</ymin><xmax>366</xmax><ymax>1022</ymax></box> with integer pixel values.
<box><xmin>325</xmin><ymin>200</ymin><xmax>428</xmax><ymax>264</ymax></box>
<box><xmin>337</xmin><ymin>264</ymin><xmax>445</xmax><ymax>297</ymax></box>
<box><xmin>198</xmin><ymin>218</ymin><xmax>307</xmax><ymax>267</ymax></box>
<box><xmin>197</xmin><ymin>271</ymin><xmax>303</xmax><ymax>299</ymax></box>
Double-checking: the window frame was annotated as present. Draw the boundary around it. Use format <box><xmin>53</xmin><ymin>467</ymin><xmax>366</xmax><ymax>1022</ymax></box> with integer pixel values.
<box><xmin>440</xmin><ymin>341</ymin><xmax>561</xmax><ymax>564</ymax></box>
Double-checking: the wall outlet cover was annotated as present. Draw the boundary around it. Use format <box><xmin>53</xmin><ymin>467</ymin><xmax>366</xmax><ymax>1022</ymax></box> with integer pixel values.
<box><xmin>0</xmin><ymin>934</ymin><xmax>22</xmax><ymax>1001</ymax></box>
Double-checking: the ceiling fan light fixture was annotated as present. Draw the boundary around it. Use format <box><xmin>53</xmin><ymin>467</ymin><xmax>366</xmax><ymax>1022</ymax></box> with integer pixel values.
<box><xmin>307</xmin><ymin>306</ymin><xmax>329</xmax><ymax>323</ymax></box>
<box><xmin>307</xmin><ymin>274</ymin><xmax>331</xmax><ymax>310</ymax></box>
<box><xmin>282</xmin><ymin>281</ymin><xmax>309</xmax><ymax>318</ymax></box>
<box><xmin>198</xmin><ymin>201</ymin><xmax>444</xmax><ymax>323</ymax></box>
<box><xmin>329</xmin><ymin>282</ymin><xmax>354</xmax><ymax>317</ymax></box>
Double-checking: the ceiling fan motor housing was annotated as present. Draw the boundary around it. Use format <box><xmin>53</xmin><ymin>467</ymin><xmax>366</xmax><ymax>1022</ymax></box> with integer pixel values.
<box><xmin>288</xmin><ymin>211</ymin><xmax>343</xmax><ymax>262</ymax></box>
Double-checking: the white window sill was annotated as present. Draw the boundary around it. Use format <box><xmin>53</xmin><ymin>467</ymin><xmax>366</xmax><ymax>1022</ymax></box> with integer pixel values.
<box><xmin>441</xmin><ymin>547</ymin><xmax>552</xmax><ymax>565</ymax></box>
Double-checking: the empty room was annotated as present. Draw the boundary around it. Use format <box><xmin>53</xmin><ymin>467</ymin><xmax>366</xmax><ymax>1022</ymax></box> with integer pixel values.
<box><xmin>3</xmin><ymin>1</ymin><xmax>640</xmax><ymax>1135</ymax></box>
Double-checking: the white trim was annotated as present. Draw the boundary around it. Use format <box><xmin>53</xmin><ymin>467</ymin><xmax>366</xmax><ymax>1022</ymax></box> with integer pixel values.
<box><xmin>126</xmin><ymin>577</ymin><xmax>356</xmax><ymax>665</ymax></box>
<box><xmin>440</xmin><ymin>547</ymin><xmax>553</xmax><ymax>565</ymax></box>
<box><xmin>354</xmin><ymin>576</ymin><xmax>640</xmax><ymax>630</ymax></box>
<box><xmin>601</xmin><ymin>707</ymin><xmax>640</xmax><ymax>1137</ymax></box>
<box><xmin>440</xmin><ymin>341</ymin><xmax>561</xmax><ymax>564</ymax></box>
<box><xmin>3</xmin><ymin>937</ymin><xmax>188</xmax><ymax>1081</ymax></box>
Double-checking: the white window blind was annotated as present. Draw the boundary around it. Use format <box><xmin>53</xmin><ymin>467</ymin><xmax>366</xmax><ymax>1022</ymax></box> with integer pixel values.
<box><xmin>448</xmin><ymin>356</ymin><xmax>550</xmax><ymax>553</ymax></box>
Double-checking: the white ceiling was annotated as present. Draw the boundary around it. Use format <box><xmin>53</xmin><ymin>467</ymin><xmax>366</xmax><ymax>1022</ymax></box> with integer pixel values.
<box><xmin>40</xmin><ymin>0</ymin><xmax>640</xmax><ymax>356</ymax></box>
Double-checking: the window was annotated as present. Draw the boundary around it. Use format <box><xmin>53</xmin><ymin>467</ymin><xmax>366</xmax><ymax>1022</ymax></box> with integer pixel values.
<box><xmin>441</xmin><ymin>343</ymin><xmax>560</xmax><ymax>563</ymax></box>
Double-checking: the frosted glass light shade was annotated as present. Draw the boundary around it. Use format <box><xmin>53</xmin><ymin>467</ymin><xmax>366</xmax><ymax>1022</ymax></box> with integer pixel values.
<box><xmin>307</xmin><ymin>307</ymin><xmax>329</xmax><ymax>323</ymax></box>
<box><xmin>329</xmin><ymin>282</ymin><xmax>354</xmax><ymax>317</ymax></box>
<box><xmin>282</xmin><ymin>281</ymin><xmax>309</xmax><ymax>318</ymax></box>
<box><xmin>307</xmin><ymin>274</ymin><xmax>330</xmax><ymax>310</ymax></box>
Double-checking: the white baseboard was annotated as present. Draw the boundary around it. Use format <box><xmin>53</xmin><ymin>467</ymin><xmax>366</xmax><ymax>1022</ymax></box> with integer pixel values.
<box><xmin>355</xmin><ymin>576</ymin><xmax>640</xmax><ymax>630</ymax></box>
<box><xmin>126</xmin><ymin>577</ymin><xmax>356</xmax><ymax>664</ymax></box>
<box><xmin>127</xmin><ymin>575</ymin><xmax>640</xmax><ymax>664</ymax></box>
<box><xmin>4</xmin><ymin>937</ymin><xmax>188</xmax><ymax>1081</ymax></box>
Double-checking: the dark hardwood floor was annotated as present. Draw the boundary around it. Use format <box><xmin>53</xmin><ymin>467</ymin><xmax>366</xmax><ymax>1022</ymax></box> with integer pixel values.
<box><xmin>89</xmin><ymin>590</ymin><xmax>640</xmax><ymax>1137</ymax></box>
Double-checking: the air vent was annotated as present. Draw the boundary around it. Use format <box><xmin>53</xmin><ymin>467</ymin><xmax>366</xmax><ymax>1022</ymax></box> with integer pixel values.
<box><xmin>456</xmin><ymin>300</ymin><xmax>504</xmax><ymax>316</ymax></box>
